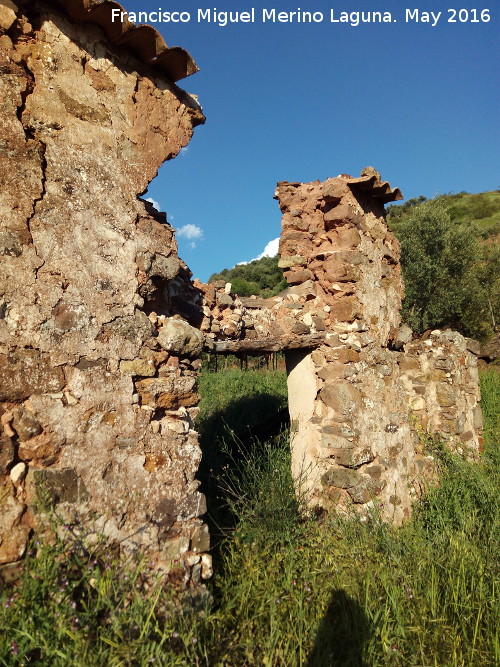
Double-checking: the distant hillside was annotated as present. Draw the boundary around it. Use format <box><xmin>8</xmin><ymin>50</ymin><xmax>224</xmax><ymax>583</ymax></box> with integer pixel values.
<box><xmin>387</xmin><ymin>190</ymin><xmax>500</xmax><ymax>239</ymax></box>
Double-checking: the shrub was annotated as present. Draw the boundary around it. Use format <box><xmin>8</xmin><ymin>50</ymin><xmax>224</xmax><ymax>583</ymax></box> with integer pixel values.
<box><xmin>399</xmin><ymin>199</ymin><xmax>497</xmax><ymax>339</ymax></box>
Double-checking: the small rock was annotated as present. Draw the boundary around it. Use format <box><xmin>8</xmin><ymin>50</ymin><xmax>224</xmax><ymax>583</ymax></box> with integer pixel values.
<box><xmin>393</xmin><ymin>324</ymin><xmax>412</xmax><ymax>350</ymax></box>
<box><xmin>10</xmin><ymin>463</ymin><xmax>27</xmax><ymax>484</ymax></box>
<box><xmin>278</xmin><ymin>255</ymin><xmax>306</xmax><ymax>269</ymax></box>
<box><xmin>200</xmin><ymin>553</ymin><xmax>213</xmax><ymax>579</ymax></box>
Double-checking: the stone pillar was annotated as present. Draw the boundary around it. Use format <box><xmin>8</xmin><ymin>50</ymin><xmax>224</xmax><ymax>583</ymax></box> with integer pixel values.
<box><xmin>274</xmin><ymin>171</ymin><xmax>482</xmax><ymax>523</ymax></box>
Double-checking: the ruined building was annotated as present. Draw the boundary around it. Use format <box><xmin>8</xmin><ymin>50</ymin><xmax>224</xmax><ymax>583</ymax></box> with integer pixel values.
<box><xmin>0</xmin><ymin>1</ymin><xmax>482</xmax><ymax>585</ymax></box>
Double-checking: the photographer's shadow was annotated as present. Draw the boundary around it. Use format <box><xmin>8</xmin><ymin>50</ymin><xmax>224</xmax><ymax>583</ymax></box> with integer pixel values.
<box><xmin>307</xmin><ymin>589</ymin><xmax>372</xmax><ymax>667</ymax></box>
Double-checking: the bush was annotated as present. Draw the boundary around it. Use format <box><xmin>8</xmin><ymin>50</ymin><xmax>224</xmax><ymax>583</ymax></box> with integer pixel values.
<box><xmin>399</xmin><ymin>199</ymin><xmax>498</xmax><ymax>339</ymax></box>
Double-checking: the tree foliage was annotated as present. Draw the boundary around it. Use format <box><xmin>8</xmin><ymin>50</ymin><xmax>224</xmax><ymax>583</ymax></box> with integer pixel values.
<box><xmin>209</xmin><ymin>255</ymin><xmax>287</xmax><ymax>297</ymax></box>
<box><xmin>386</xmin><ymin>195</ymin><xmax>427</xmax><ymax>223</ymax></box>
<box><xmin>398</xmin><ymin>199</ymin><xmax>499</xmax><ymax>340</ymax></box>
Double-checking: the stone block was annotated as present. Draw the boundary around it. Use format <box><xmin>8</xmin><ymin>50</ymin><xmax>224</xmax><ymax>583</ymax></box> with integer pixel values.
<box><xmin>0</xmin><ymin>493</ymin><xmax>24</xmax><ymax>532</ymax></box>
<box><xmin>0</xmin><ymin>5</ymin><xmax>16</xmax><ymax>31</ymax></box>
<box><xmin>322</xmin><ymin>423</ymin><xmax>359</xmax><ymax>438</ymax></box>
<box><xmin>135</xmin><ymin>376</ymin><xmax>197</xmax><ymax>408</ymax></box>
<box><xmin>216</xmin><ymin>292</ymin><xmax>233</xmax><ymax>308</ymax></box>
<box><xmin>323</xmin><ymin>258</ymin><xmax>361</xmax><ymax>283</ymax></box>
<box><xmin>0</xmin><ymin>350</ymin><xmax>65</xmax><ymax>401</ymax></box>
<box><xmin>104</xmin><ymin>312</ymin><xmax>154</xmax><ymax>344</ymax></box>
<box><xmin>323</xmin><ymin>204</ymin><xmax>353</xmax><ymax>226</ymax></box>
<box><xmin>328</xmin><ymin>297</ymin><xmax>360</xmax><ymax>322</ymax></box>
<box><xmin>12</xmin><ymin>408</ymin><xmax>42</xmax><ymax>442</ymax></box>
<box><xmin>436</xmin><ymin>383</ymin><xmax>458</xmax><ymax>407</ymax></box>
<box><xmin>334</xmin><ymin>446</ymin><xmax>374</xmax><ymax>468</ymax></box>
<box><xmin>347</xmin><ymin>477</ymin><xmax>384</xmax><ymax>504</ymax></box>
<box><xmin>291</xmin><ymin>322</ymin><xmax>310</xmax><ymax>335</ymax></box>
<box><xmin>10</xmin><ymin>462</ymin><xmax>27</xmax><ymax>483</ymax></box>
<box><xmin>334</xmin><ymin>228</ymin><xmax>361</xmax><ymax>249</ymax></box>
<box><xmin>190</xmin><ymin>524</ymin><xmax>210</xmax><ymax>552</ymax></box>
<box><xmin>201</xmin><ymin>553</ymin><xmax>213</xmax><ymax>579</ymax></box>
<box><xmin>398</xmin><ymin>356</ymin><xmax>421</xmax><ymax>373</ymax></box>
<box><xmin>433</xmin><ymin>356</ymin><xmax>454</xmax><ymax>372</ymax></box>
<box><xmin>278</xmin><ymin>255</ymin><xmax>306</xmax><ymax>269</ymax></box>
<box><xmin>284</xmin><ymin>268</ymin><xmax>314</xmax><ymax>284</ymax></box>
<box><xmin>29</xmin><ymin>468</ymin><xmax>89</xmax><ymax>505</ymax></box>
<box><xmin>0</xmin><ymin>436</ymin><xmax>15</xmax><ymax>474</ymax></box>
<box><xmin>311</xmin><ymin>315</ymin><xmax>326</xmax><ymax>331</ymax></box>
<box><xmin>156</xmin><ymin>391</ymin><xmax>199</xmax><ymax>410</ymax></box>
<box><xmin>177</xmin><ymin>492</ymin><xmax>207</xmax><ymax>520</ymax></box>
<box><xmin>0</xmin><ymin>526</ymin><xmax>30</xmax><ymax>565</ymax></box>
<box><xmin>321</xmin><ymin>433</ymin><xmax>352</xmax><ymax>450</ymax></box>
<box><xmin>321</xmin><ymin>180</ymin><xmax>346</xmax><ymax>202</ymax></box>
<box><xmin>18</xmin><ymin>432</ymin><xmax>62</xmax><ymax>466</ymax></box>
<box><xmin>473</xmin><ymin>406</ymin><xmax>483</xmax><ymax>430</ymax></box>
<box><xmin>119</xmin><ymin>358</ymin><xmax>156</xmax><ymax>376</ymax></box>
<box><xmin>321</xmin><ymin>381</ymin><xmax>363</xmax><ymax>417</ymax></box>
<box><xmin>411</xmin><ymin>397</ymin><xmax>426</xmax><ymax>411</ymax></box>
<box><xmin>281</xmin><ymin>280</ymin><xmax>316</xmax><ymax>299</ymax></box>
<box><xmin>157</xmin><ymin>319</ymin><xmax>204</xmax><ymax>357</ymax></box>
<box><xmin>321</xmin><ymin>467</ymin><xmax>363</xmax><ymax>489</ymax></box>
<box><xmin>394</xmin><ymin>325</ymin><xmax>412</xmax><ymax>350</ymax></box>
<box><xmin>153</xmin><ymin>497</ymin><xmax>177</xmax><ymax>528</ymax></box>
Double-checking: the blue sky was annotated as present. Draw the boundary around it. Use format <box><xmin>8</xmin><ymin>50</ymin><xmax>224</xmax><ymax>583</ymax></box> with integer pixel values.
<box><xmin>121</xmin><ymin>1</ymin><xmax>498</xmax><ymax>281</ymax></box>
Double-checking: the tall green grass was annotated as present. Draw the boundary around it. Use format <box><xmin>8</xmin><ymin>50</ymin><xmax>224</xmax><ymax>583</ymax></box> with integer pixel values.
<box><xmin>1</xmin><ymin>368</ymin><xmax>498</xmax><ymax>665</ymax></box>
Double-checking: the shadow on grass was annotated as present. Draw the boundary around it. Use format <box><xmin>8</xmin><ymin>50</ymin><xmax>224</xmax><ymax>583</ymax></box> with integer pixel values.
<box><xmin>307</xmin><ymin>589</ymin><xmax>372</xmax><ymax>667</ymax></box>
<box><xmin>196</xmin><ymin>392</ymin><xmax>289</xmax><ymax>549</ymax></box>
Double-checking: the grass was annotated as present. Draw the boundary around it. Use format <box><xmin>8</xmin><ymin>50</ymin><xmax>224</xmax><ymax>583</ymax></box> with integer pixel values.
<box><xmin>1</xmin><ymin>367</ymin><xmax>498</xmax><ymax>665</ymax></box>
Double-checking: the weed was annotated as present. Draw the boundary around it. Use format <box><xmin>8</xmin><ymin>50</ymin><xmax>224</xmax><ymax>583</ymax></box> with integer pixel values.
<box><xmin>1</xmin><ymin>367</ymin><xmax>498</xmax><ymax>665</ymax></box>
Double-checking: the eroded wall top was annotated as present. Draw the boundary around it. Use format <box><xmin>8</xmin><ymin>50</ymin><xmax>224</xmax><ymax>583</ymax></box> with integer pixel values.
<box><xmin>2</xmin><ymin>0</ymin><xmax>199</xmax><ymax>81</ymax></box>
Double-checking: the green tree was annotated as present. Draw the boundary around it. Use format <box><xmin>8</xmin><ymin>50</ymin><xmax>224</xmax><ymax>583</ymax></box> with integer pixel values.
<box><xmin>399</xmin><ymin>199</ymin><xmax>497</xmax><ymax>339</ymax></box>
<box><xmin>209</xmin><ymin>255</ymin><xmax>287</xmax><ymax>297</ymax></box>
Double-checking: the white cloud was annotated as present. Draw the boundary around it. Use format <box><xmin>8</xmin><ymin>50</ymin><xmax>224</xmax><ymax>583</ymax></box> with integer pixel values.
<box><xmin>176</xmin><ymin>223</ymin><xmax>204</xmax><ymax>249</ymax></box>
<box><xmin>238</xmin><ymin>237</ymin><xmax>280</xmax><ymax>265</ymax></box>
<box><xmin>145</xmin><ymin>197</ymin><xmax>161</xmax><ymax>211</ymax></box>
<box><xmin>180</xmin><ymin>146</ymin><xmax>189</xmax><ymax>157</ymax></box>
<box><xmin>254</xmin><ymin>237</ymin><xmax>280</xmax><ymax>261</ymax></box>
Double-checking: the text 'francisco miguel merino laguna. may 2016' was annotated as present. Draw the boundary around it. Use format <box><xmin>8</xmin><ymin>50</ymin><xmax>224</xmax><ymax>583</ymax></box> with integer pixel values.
<box><xmin>110</xmin><ymin>8</ymin><xmax>492</xmax><ymax>28</ymax></box>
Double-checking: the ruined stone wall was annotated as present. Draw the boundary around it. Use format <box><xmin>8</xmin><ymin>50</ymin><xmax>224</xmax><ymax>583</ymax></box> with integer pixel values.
<box><xmin>0</xmin><ymin>1</ymin><xmax>211</xmax><ymax>585</ymax></box>
<box><xmin>401</xmin><ymin>332</ymin><xmax>483</xmax><ymax>453</ymax></box>
<box><xmin>196</xmin><ymin>172</ymin><xmax>483</xmax><ymax>524</ymax></box>
<box><xmin>276</xmin><ymin>176</ymin><xmax>482</xmax><ymax>522</ymax></box>
<box><xmin>0</xmin><ymin>0</ymin><xmax>484</xmax><ymax>580</ymax></box>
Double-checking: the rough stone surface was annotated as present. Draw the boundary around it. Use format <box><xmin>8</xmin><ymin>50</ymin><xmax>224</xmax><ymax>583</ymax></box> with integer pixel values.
<box><xmin>0</xmin><ymin>1</ymin><xmax>208</xmax><ymax>585</ymax></box>
<box><xmin>0</xmin><ymin>1</ymin><xmax>484</xmax><ymax>579</ymax></box>
<box><xmin>194</xmin><ymin>173</ymin><xmax>483</xmax><ymax>525</ymax></box>
<box><xmin>157</xmin><ymin>319</ymin><xmax>204</xmax><ymax>357</ymax></box>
